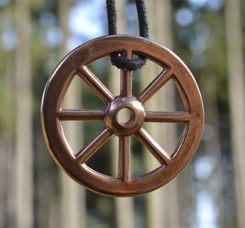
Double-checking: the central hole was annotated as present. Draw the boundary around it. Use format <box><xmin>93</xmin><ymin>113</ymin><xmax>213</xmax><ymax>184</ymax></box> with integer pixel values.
<box><xmin>117</xmin><ymin>108</ymin><xmax>134</xmax><ymax>125</ymax></box>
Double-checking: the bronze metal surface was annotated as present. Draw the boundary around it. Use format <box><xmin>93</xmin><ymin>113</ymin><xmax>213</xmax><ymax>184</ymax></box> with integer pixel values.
<box><xmin>41</xmin><ymin>35</ymin><xmax>204</xmax><ymax>197</ymax></box>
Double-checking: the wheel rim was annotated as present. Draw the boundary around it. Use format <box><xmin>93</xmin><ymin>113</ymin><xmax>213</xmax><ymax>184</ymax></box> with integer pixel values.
<box><xmin>41</xmin><ymin>35</ymin><xmax>204</xmax><ymax>196</ymax></box>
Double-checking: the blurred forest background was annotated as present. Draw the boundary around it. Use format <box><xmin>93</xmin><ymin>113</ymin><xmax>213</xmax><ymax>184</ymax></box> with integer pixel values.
<box><xmin>0</xmin><ymin>0</ymin><xmax>245</xmax><ymax>227</ymax></box>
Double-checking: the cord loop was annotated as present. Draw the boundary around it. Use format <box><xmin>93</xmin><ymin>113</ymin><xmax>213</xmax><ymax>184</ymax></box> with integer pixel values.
<box><xmin>106</xmin><ymin>0</ymin><xmax>149</xmax><ymax>71</ymax></box>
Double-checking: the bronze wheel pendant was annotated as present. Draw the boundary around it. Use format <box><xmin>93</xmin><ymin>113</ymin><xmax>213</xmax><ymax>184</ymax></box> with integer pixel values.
<box><xmin>41</xmin><ymin>36</ymin><xmax>204</xmax><ymax>196</ymax></box>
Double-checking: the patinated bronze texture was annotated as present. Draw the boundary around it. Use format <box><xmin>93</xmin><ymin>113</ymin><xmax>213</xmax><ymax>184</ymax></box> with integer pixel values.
<box><xmin>41</xmin><ymin>35</ymin><xmax>204</xmax><ymax>197</ymax></box>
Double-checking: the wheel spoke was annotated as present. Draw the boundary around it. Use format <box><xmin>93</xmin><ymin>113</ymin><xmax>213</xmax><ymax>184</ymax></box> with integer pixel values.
<box><xmin>138</xmin><ymin>68</ymin><xmax>173</xmax><ymax>104</ymax></box>
<box><xmin>118</xmin><ymin>136</ymin><xmax>130</xmax><ymax>182</ymax></box>
<box><xmin>76</xmin><ymin>128</ymin><xmax>113</xmax><ymax>164</ymax></box>
<box><xmin>78</xmin><ymin>66</ymin><xmax>114</xmax><ymax>103</ymax></box>
<box><xmin>135</xmin><ymin>128</ymin><xmax>171</xmax><ymax>166</ymax></box>
<box><xmin>120</xmin><ymin>49</ymin><xmax>133</xmax><ymax>97</ymax></box>
<box><xmin>120</xmin><ymin>70</ymin><xmax>133</xmax><ymax>97</ymax></box>
<box><xmin>145</xmin><ymin>111</ymin><xmax>191</xmax><ymax>123</ymax></box>
<box><xmin>57</xmin><ymin>109</ymin><xmax>105</xmax><ymax>121</ymax></box>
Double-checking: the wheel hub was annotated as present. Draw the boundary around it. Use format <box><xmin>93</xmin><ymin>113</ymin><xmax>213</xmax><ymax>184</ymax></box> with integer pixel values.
<box><xmin>104</xmin><ymin>96</ymin><xmax>146</xmax><ymax>136</ymax></box>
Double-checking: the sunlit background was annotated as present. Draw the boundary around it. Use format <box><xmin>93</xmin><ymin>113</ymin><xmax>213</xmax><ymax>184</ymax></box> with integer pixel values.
<box><xmin>0</xmin><ymin>0</ymin><xmax>244</xmax><ymax>227</ymax></box>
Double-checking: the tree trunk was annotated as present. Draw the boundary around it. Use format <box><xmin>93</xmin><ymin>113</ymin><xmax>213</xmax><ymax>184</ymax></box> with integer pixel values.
<box><xmin>199</xmin><ymin>75</ymin><xmax>226</xmax><ymax>227</ymax></box>
<box><xmin>1</xmin><ymin>36</ymin><xmax>16</xmax><ymax>227</ymax></box>
<box><xmin>109</xmin><ymin>1</ymin><xmax>135</xmax><ymax>227</ymax></box>
<box><xmin>143</xmin><ymin>1</ymin><xmax>181</xmax><ymax>227</ymax></box>
<box><xmin>0</xmin><ymin>140</ymin><xmax>7</xmax><ymax>227</ymax></box>
<box><xmin>58</xmin><ymin>1</ymin><xmax>86</xmax><ymax>228</ymax></box>
<box><xmin>225</xmin><ymin>0</ymin><xmax>245</xmax><ymax>227</ymax></box>
<box><xmin>15</xmin><ymin>0</ymin><xmax>33</xmax><ymax>227</ymax></box>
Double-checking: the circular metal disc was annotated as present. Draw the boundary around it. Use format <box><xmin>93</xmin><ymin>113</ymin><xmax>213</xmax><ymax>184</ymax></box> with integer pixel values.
<box><xmin>41</xmin><ymin>35</ymin><xmax>204</xmax><ymax>196</ymax></box>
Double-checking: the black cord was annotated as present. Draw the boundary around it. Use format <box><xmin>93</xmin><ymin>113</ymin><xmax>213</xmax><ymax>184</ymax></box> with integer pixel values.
<box><xmin>106</xmin><ymin>0</ymin><xmax>149</xmax><ymax>71</ymax></box>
